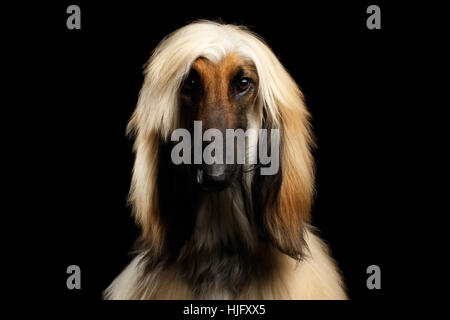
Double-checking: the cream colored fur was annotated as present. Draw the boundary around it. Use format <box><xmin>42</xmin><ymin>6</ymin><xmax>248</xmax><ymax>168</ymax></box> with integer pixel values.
<box><xmin>105</xmin><ymin>227</ymin><xmax>347</xmax><ymax>300</ymax></box>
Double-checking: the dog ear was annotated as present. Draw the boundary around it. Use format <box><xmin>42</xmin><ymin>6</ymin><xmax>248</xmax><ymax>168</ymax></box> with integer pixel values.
<box><xmin>126</xmin><ymin>124</ymin><xmax>165</xmax><ymax>258</ymax></box>
<box><xmin>125</xmin><ymin>35</ymin><xmax>187</xmax><ymax>258</ymax></box>
<box><xmin>250</xmin><ymin>44</ymin><xmax>315</xmax><ymax>260</ymax></box>
<box><xmin>253</xmin><ymin>100</ymin><xmax>315</xmax><ymax>260</ymax></box>
<box><xmin>268</xmin><ymin>102</ymin><xmax>315</xmax><ymax>260</ymax></box>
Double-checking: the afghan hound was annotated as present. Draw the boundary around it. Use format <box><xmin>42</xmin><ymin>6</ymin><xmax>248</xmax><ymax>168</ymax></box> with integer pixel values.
<box><xmin>104</xmin><ymin>21</ymin><xmax>347</xmax><ymax>300</ymax></box>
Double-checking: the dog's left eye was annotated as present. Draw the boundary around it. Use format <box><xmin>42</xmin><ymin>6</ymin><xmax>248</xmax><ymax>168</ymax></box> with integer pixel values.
<box><xmin>236</xmin><ymin>77</ymin><xmax>252</xmax><ymax>94</ymax></box>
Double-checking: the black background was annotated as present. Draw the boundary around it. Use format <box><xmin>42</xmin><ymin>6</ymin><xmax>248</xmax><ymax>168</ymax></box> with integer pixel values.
<box><xmin>12</xmin><ymin>1</ymin><xmax>416</xmax><ymax>308</ymax></box>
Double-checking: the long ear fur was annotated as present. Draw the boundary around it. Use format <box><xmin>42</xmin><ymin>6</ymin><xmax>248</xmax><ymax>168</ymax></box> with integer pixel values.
<box><xmin>247</xmin><ymin>34</ymin><xmax>316</xmax><ymax>260</ymax></box>
<box><xmin>267</xmin><ymin>101</ymin><xmax>315</xmax><ymax>260</ymax></box>
<box><xmin>126</xmin><ymin>121</ymin><xmax>164</xmax><ymax>258</ymax></box>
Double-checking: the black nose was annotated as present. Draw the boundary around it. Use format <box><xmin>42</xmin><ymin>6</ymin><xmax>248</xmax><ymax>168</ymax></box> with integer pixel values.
<box><xmin>196</xmin><ymin>164</ymin><xmax>233</xmax><ymax>192</ymax></box>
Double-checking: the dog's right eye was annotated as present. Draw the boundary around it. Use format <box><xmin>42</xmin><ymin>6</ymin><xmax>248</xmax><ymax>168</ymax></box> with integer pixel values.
<box><xmin>182</xmin><ymin>72</ymin><xmax>200</xmax><ymax>92</ymax></box>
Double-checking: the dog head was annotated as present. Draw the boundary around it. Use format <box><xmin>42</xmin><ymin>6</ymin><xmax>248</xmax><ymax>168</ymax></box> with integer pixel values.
<box><xmin>127</xmin><ymin>21</ymin><xmax>315</xmax><ymax>260</ymax></box>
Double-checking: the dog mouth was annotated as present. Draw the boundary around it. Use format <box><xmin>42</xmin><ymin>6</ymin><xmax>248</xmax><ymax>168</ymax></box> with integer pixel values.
<box><xmin>195</xmin><ymin>166</ymin><xmax>235</xmax><ymax>192</ymax></box>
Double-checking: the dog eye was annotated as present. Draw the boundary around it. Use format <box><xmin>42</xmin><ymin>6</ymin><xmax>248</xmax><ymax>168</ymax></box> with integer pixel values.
<box><xmin>183</xmin><ymin>72</ymin><xmax>200</xmax><ymax>92</ymax></box>
<box><xmin>237</xmin><ymin>77</ymin><xmax>252</xmax><ymax>94</ymax></box>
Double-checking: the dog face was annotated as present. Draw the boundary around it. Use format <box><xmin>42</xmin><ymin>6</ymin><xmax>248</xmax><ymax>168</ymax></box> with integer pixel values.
<box><xmin>179</xmin><ymin>53</ymin><xmax>259</xmax><ymax>191</ymax></box>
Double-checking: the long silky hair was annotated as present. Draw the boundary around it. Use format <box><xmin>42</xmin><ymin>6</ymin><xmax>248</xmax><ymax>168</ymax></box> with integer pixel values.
<box><xmin>126</xmin><ymin>21</ymin><xmax>315</xmax><ymax>264</ymax></box>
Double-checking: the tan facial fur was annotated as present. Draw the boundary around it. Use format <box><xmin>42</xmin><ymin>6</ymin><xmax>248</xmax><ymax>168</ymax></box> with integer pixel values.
<box><xmin>180</xmin><ymin>53</ymin><xmax>259</xmax><ymax>131</ymax></box>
